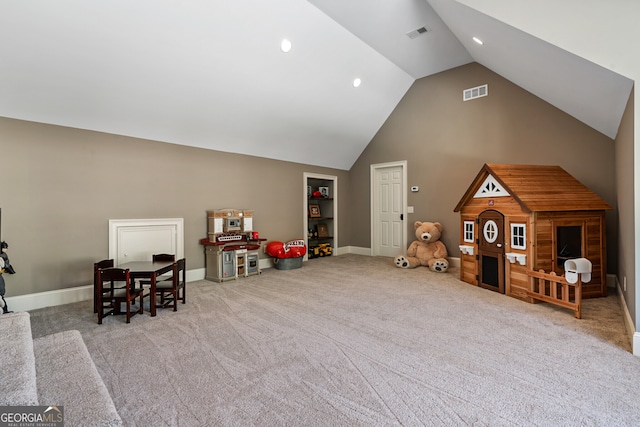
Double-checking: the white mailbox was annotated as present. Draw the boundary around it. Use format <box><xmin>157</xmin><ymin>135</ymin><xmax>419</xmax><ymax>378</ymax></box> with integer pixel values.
<box><xmin>564</xmin><ymin>258</ymin><xmax>592</xmax><ymax>284</ymax></box>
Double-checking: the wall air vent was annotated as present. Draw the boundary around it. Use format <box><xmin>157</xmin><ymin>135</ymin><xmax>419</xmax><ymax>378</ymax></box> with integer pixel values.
<box><xmin>463</xmin><ymin>84</ymin><xmax>488</xmax><ymax>101</ymax></box>
<box><xmin>406</xmin><ymin>26</ymin><xmax>429</xmax><ymax>39</ymax></box>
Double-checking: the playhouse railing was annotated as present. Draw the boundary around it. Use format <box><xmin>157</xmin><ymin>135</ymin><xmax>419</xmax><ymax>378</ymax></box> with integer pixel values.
<box><xmin>526</xmin><ymin>269</ymin><xmax>582</xmax><ymax>319</ymax></box>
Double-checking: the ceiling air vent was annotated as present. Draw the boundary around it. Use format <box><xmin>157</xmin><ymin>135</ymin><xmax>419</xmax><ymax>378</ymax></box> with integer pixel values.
<box><xmin>463</xmin><ymin>84</ymin><xmax>488</xmax><ymax>101</ymax></box>
<box><xmin>406</xmin><ymin>26</ymin><xmax>429</xmax><ymax>40</ymax></box>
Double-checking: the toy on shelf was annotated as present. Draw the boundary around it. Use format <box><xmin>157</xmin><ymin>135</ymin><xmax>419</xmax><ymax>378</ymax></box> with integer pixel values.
<box><xmin>309</xmin><ymin>243</ymin><xmax>332</xmax><ymax>258</ymax></box>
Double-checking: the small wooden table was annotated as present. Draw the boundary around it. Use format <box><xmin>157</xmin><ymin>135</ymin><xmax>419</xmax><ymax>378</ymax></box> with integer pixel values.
<box><xmin>118</xmin><ymin>260</ymin><xmax>175</xmax><ymax>317</ymax></box>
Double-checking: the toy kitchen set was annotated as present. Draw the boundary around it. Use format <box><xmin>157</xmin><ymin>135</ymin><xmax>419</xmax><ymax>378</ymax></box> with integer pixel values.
<box><xmin>200</xmin><ymin>209</ymin><xmax>265</xmax><ymax>282</ymax></box>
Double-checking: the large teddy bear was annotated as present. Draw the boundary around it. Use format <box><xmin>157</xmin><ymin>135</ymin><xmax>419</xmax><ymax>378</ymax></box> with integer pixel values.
<box><xmin>394</xmin><ymin>221</ymin><xmax>449</xmax><ymax>272</ymax></box>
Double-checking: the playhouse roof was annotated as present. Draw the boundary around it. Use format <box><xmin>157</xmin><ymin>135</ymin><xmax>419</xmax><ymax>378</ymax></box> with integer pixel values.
<box><xmin>454</xmin><ymin>163</ymin><xmax>613</xmax><ymax>213</ymax></box>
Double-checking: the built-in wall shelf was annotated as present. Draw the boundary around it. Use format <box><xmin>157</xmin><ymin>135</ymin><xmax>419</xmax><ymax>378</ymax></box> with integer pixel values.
<box><xmin>304</xmin><ymin>173</ymin><xmax>337</xmax><ymax>260</ymax></box>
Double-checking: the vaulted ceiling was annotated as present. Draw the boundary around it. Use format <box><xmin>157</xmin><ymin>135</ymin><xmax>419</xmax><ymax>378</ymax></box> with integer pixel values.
<box><xmin>0</xmin><ymin>0</ymin><xmax>633</xmax><ymax>170</ymax></box>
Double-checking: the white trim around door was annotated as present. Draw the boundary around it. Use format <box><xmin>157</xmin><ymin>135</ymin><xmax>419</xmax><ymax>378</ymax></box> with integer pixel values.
<box><xmin>370</xmin><ymin>161</ymin><xmax>407</xmax><ymax>257</ymax></box>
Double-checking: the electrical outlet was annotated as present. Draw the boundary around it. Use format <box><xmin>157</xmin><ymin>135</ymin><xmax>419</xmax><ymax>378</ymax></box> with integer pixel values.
<box><xmin>623</xmin><ymin>276</ymin><xmax>627</xmax><ymax>292</ymax></box>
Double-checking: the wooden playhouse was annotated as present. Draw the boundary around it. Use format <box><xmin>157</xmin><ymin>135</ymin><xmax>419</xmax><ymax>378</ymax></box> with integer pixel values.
<box><xmin>454</xmin><ymin>163</ymin><xmax>612</xmax><ymax>303</ymax></box>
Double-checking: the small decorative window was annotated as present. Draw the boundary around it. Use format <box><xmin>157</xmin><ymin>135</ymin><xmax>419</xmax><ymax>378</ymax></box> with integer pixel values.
<box><xmin>511</xmin><ymin>223</ymin><xmax>526</xmax><ymax>250</ymax></box>
<box><xmin>483</xmin><ymin>220</ymin><xmax>498</xmax><ymax>243</ymax></box>
<box><xmin>463</xmin><ymin>221</ymin><xmax>474</xmax><ymax>243</ymax></box>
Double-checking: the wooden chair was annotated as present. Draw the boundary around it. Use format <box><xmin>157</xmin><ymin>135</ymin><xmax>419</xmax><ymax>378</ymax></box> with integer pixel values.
<box><xmin>93</xmin><ymin>259</ymin><xmax>114</xmax><ymax>313</ymax></box>
<box><xmin>155</xmin><ymin>258</ymin><xmax>186</xmax><ymax>311</ymax></box>
<box><xmin>138</xmin><ymin>254</ymin><xmax>176</xmax><ymax>288</ymax></box>
<box><xmin>152</xmin><ymin>254</ymin><xmax>175</xmax><ymax>262</ymax></box>
<box><xmin>97</xmin><ymin>267</ymin><xmax>145</xmax><ymax>324</ymax></box>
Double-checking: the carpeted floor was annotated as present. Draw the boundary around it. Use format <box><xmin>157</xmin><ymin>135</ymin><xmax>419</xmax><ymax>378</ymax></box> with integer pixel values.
<box><xmin>29</xmin><ymin>254</ymin><xmax>639</xmax><ymax>426</ymax></box>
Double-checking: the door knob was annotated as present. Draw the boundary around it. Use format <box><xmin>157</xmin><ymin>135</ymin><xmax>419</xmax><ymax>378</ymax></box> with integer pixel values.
<box><xmin>497</xmin><ymin>244</ymin><xmax>502</xmax><ymax>248</ymax></box>
<box><xmin>400</xmin><ymin>214</ymin><xmax>403</xmax><ymax>220</ymax></box>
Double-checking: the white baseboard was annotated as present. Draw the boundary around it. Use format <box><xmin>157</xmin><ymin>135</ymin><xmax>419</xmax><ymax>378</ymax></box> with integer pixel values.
<box><xmin>340</xmin><ymin>246</ymin><xmax>370</xmax><ymax>256</ymax></box>
<box><xmin>188</xmin><ymin>268</ymin><xmax>205</xmax><ymax>281</ymax></box>
<box><xmin>5</xmin><ymin>285</ymin><xmax>95</xmax><ymax>313</ymax></box>
<box><xmin>4</xmin><ymin>251</ymin><xmax>359</xmax><ymax>312</ymax></box>
<box><xmin>614</xmin><ymin>276</ymin><xmax>639</xmax><ymax>356</ymax></box>
<box><xmin>323</xmin><ymin>246</ymin><xmax>462</xmax><ymax>268</ymax></box>
<box><xmin>5</xmin><ymin>268</ymin><xmax>205</xmax><ymax>313</ymax></box>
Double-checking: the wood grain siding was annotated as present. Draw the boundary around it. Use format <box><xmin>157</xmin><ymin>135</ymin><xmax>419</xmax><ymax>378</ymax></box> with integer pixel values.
<box><xmin>504</xmin><ymin>215</ymin><xmax>533</xmax><ymax>301</ymax></box>
<box><xmin>458</xmin><ymin>214</ymin><xmax>478</xmax><ymax>285</ymax></box>
<box><xmin>507</xmin><ymin>262</ymin><xmax>533</xmax><ymax>302</ymax></box>
<box><xmin>534</xmin><ymin>217</ymin><xmax>554</xmax><ymax>273</ymax></box>
<box><xmin>461</xmin><ymin>255</ymin><xmax>478</xmax><ymax>285</ymax></box>
<box><xmin>457</xmin><ymin>197</ymin><xmax>523</xmax><ymax>217</ymax></box>
<box><xmin>536</xmin><ymin>211</ymin><xmax>607</xmax><ymax>297</ymax></box>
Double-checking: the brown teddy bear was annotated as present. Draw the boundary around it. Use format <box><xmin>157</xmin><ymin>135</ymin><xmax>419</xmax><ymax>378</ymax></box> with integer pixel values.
<box><xmin>394</xmin><ymin>221</ymin><xmax>449</xmax><ymax>272</ymax></box>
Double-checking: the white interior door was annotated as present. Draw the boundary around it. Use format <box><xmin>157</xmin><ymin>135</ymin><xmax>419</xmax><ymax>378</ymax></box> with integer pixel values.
<box><xmin>371</xmin><ymin>162</ymin><xmax>406</xmax><ymax>257</ymax></box>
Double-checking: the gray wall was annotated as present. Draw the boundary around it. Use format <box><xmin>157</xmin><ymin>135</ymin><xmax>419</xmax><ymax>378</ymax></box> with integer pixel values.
<box><xmin>615</xmin><ymin>87</ymin><xmax>635</xmax><ymax>323</ymax></box>
<box><xmin>348</xmin><ymin>63</ymin><xmax>618</xmax><ymax>269</ymax></box>
<box><xmin>1</xmin><ymin>117</ymin><xmax>349</xmax><ymax>296</ymax></box>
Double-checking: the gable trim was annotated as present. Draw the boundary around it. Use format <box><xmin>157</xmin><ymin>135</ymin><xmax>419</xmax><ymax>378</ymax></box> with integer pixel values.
<box><xmin>474</xmin><ymin>174</ymin><xmax>509</xmax><ymax>198</ymax></box>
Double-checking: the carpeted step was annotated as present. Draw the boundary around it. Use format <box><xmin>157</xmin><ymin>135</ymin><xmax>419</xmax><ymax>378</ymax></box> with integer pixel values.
<box><xmin>0</xmin><ymin>312</ymin><xmax>38</xmax><ymax>405</ymax></box>
<box><xmin>33</xmin><ymin>330</ymin><xmax>122</xmax><ymax>427</ymax></box>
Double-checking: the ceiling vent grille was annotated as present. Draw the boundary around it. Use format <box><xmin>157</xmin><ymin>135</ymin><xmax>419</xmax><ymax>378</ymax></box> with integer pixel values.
<box><xmin>406</xmin><ymin>26</ymin><xmax>429</xmax><ymax>39</ymax></box>
<box><xmin>463</xmin><ymin>84</ymin><xmax>488</xmax><ymax>101</ymax></box>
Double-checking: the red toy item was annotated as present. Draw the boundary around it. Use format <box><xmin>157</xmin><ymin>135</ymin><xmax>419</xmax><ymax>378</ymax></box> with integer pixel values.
<box><xmin>284</xmin><ymin>239</ymin><xmax>306</xmax><ymax>258</ymax></box>
<box><xmin>266</xmin><ymin>241</ymin><xmax>286</xmax><ymax>258</ymax></box>
<box><xmin>265</xmin><ymin>240</ymin><xmax>307</xmax><ymax>259</ymax></box>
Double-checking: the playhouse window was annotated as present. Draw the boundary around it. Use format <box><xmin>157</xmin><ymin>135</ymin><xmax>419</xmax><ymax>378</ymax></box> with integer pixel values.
<box><xmin>463</xmin><ymin>221</ymin><xmax>474</xmax><ymax>243</ymax></box>
<box><xmin>510</xmin><ymin>223</ymin><xmax>526</xmax><ymax>250</ymax></box>
<box><xmin>557</xmin><ymin>225</ymin><xmax>582</xmax><ymax>267</ymax></box>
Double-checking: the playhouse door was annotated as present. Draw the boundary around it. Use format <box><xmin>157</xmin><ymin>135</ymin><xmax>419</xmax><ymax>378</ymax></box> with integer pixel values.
<box><xmin>478</xmin><ymin>210</ymin><xmax>505</xmax><ymax>294</ymax></box>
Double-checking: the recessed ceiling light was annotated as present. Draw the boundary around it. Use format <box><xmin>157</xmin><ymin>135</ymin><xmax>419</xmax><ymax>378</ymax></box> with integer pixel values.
<box><xmin>280</xmin><ymin>39</ymin><xmax>292</xmax><ymax>53</ymax></box>
<box><xmin>473</xmin><ymin>37</ymin><xmax>484</xmax><ymax>45</ymax></box>
<box><xmin>353</xmin><ymin>78</ymin><xmax>361</xmax><ymax>88</ymax></box>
